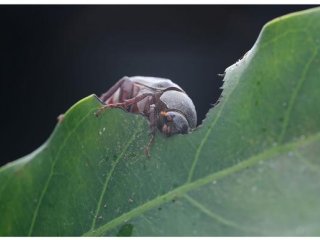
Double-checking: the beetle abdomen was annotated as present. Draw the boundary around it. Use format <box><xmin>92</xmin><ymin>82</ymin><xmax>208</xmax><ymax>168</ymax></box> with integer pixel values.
<box><xmin>106</xmin><ymin>88</ymin><xmax>121</xmax><ymax>104</ymax></box>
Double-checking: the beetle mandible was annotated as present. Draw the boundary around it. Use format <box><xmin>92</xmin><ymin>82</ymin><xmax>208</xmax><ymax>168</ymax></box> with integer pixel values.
<box><xmin>96</xmin><ymin>76</ymin><xmax>197</xmax><ymax>155</ymax></box>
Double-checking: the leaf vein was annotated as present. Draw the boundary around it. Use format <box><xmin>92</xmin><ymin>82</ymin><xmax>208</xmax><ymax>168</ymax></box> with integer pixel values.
<box><xmin>184</xmin><ymin>194</ymin><xmax>258</xmax><ymax>234</ymax></box>
<box><xmin>89</xmin><ymin>122</ymin><xmax>142</xmax><ymax>230</ymax></box>
<box><xmin>187</xmin><ymin>81</ymin><xmax>238</xmax><ymax>183</ymax></box>
<box><xmin>295</xmin><ymin>151</ymin><xmax>320</xmax><ymax>173</ymax></box>
<box><xmin>278</xmin><ymin>47</ymin><xmax>319</xmax><ymax>143</ymax></box>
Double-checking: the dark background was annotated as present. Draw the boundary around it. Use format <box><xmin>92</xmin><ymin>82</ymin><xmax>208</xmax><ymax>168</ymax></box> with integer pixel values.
<box><xmin>0</xmin><ymin>5</ymin><xmax>315</xmax><ymax>166</ymax></box>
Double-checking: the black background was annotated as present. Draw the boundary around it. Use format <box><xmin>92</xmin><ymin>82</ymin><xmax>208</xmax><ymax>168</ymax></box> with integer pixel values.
<box><xmin>0</xmin><ymin>5</ymin><xmax>315</xmax><ymax>166</ymax></box>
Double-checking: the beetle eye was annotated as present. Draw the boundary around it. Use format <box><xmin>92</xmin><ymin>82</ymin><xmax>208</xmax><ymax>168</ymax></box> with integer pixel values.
<box><xmin>161</xmin><ymin>111</ymin><xmax>173</xmax><ymax>123</ymax></box>
<box><xmin>166</xmin><ymin>115</ymin><xmax>174</xmax><ymax>122</ymax></box>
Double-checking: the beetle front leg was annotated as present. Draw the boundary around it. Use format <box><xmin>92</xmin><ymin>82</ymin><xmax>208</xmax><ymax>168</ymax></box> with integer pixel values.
<box><xmin>95</xmin><ymin>93</ymin><xmax>153</xmax><ymax>117</ymax></box>
<box><xmin>144</xmin><ymin>104</ymin><xmax>157</xmax><ymax>157</ymax></box>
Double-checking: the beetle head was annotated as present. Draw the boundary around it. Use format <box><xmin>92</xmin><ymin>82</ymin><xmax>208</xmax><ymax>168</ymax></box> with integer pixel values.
<box><xmin>159</xmin><ymin>90</ymin><xmax>197</xmax><ymax>130</ymax></box>
<box><xmin>160</xmin><ymin>111</ymin><xmax>189</xmax><ymax>136</ymax></box>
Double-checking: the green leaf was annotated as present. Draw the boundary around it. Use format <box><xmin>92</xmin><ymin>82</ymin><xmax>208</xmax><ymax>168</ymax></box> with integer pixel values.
<box><xmin>1</xmin><ymin>7</ymin><xmax>320</xmax><ymax>236</ymax></box>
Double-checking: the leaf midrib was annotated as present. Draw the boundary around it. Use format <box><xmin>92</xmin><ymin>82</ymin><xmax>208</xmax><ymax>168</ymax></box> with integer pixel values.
<box><xmin>84</xmin><ymin>131</ymin><xmax>320</xmax><ymax>236</ymax></box>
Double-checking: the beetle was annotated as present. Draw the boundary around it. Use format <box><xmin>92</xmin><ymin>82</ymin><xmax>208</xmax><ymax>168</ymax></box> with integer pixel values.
<box><xmin>96</xmin><ymin>76</ymin><xmax>197</xmax><ymax>155</ymax></box>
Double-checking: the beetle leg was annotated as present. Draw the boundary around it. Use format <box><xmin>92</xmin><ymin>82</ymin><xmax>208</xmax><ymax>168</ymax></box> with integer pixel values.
<box><xmin>99</xmin><ymin>76</ymin><xmax>131</xmax><ymax>102</ymax></box>
<box><xmin>144</xmin><ymin>104</ymin><xmax>157</xmax><ymax>157</ymax></box>
<box><xmin>148</xmin><ymin>104</ymin><xmax>157</xmax><ymax>134</ymax></box>
<box><xmin>95</xmin><ymin>93</ymin><xmax>153</xmax><ymax>116</ymax></box>
<box><xmin>144</xmin><ymin>133</ymin><xmax>155</xmax><ymax>158</ymax></box>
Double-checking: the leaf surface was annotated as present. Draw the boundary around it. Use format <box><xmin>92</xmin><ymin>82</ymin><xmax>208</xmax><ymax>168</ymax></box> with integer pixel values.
<box><xmin>1</xmin><ymin>7</ymin><xmax>320</xmax><ymax>236</ymax></box>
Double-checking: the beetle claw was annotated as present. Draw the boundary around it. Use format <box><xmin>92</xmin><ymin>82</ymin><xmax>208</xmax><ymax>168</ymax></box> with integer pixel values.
<box><xmin>95</xmin><ymin>106</ymin><xmax>108</xmax><ymax>117</ymax></box>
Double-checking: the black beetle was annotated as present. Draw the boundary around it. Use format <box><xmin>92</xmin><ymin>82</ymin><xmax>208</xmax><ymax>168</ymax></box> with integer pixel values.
<box><xmin>96</xmin><ymin>76</ymin><xmax>197</xmax><ymax>155</ymax></box>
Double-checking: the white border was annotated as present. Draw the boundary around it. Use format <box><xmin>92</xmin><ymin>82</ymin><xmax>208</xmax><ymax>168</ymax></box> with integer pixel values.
<box><xmin>0</xmin><ymin>0</ymin><xmax>320</xmax><ymax>4</ymax></box>
<box><xmin>1</xmin><ymin>237</ymin><xmax>319</xmax><ymax>239</ymax></box>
